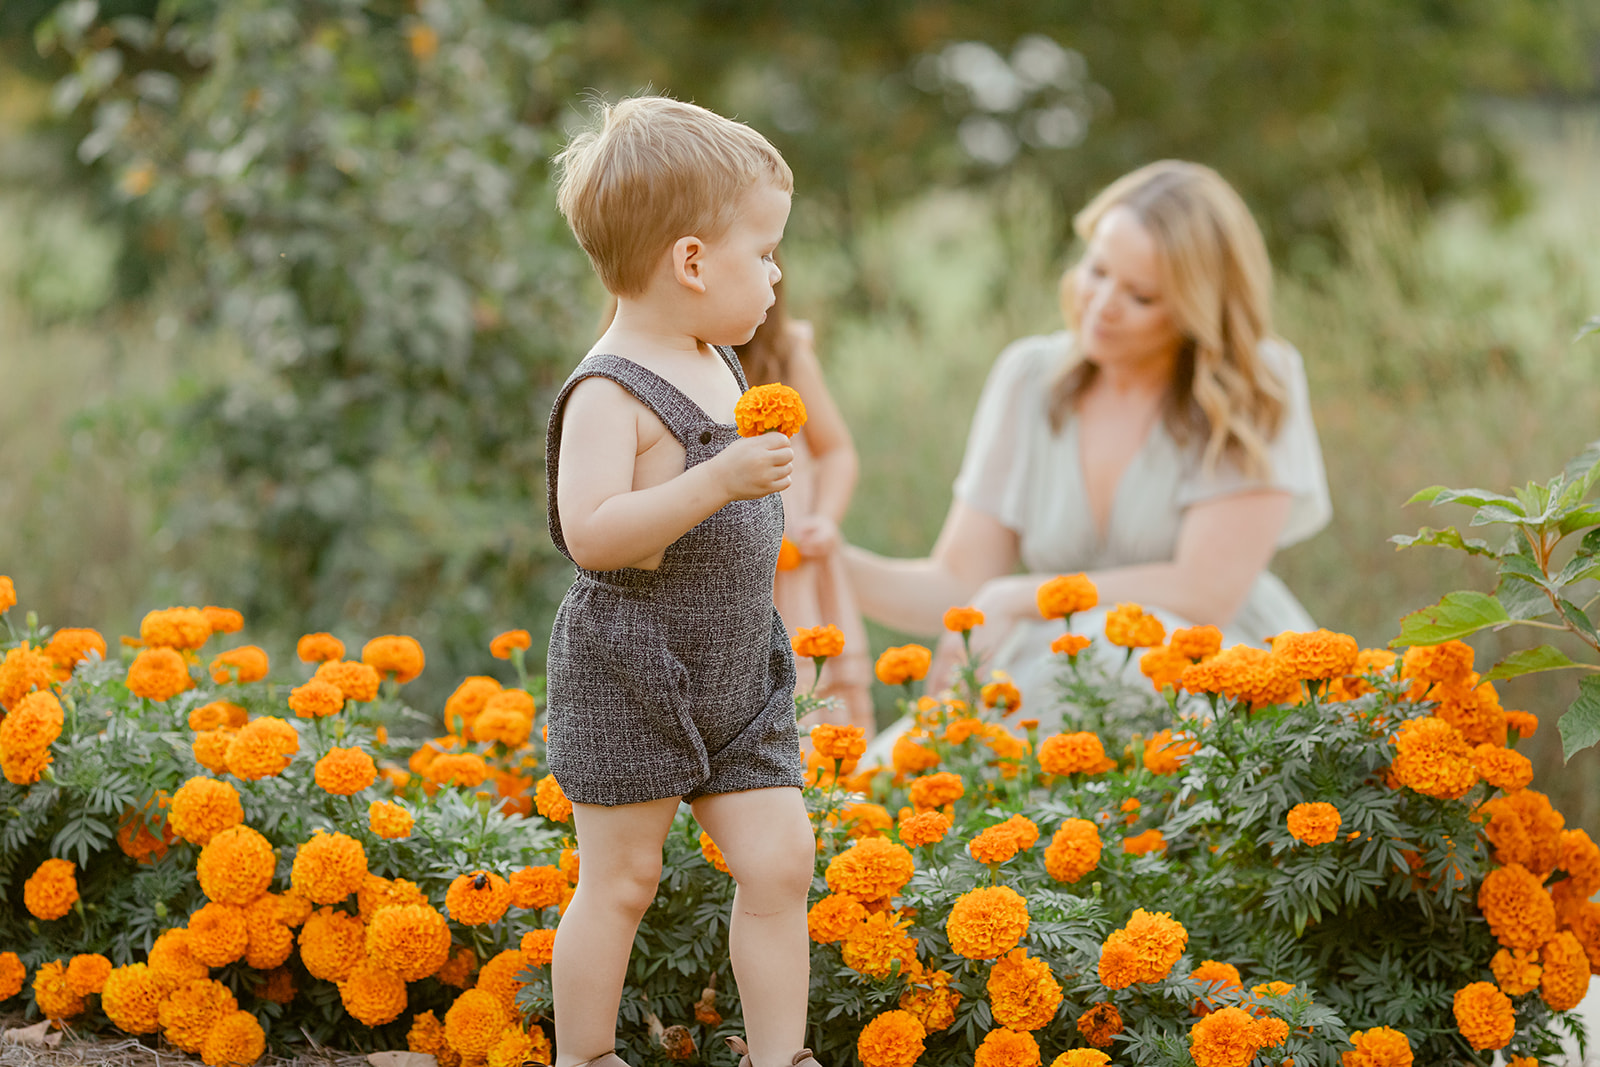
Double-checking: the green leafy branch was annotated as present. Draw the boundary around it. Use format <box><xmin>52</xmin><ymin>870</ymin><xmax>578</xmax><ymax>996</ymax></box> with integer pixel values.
<box><xmin>1391</xmin><ymin>438</ymin><xmax>1600</xmax><ymax>759</ymax></box>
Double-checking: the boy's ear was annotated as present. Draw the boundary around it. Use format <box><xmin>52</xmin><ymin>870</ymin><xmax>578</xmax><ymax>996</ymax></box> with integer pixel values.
<box><xmin>671</xmin><ymin>235</ymin><xmax>707</xmax><ymax>294</ymax></box>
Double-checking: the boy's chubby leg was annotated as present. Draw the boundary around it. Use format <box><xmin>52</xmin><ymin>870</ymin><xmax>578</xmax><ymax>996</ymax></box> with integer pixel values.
<box><xmin>690</xmin><ymin>787</ymin><xmax>817</xmax><ymax>1067</ymax></box>
<box><xmin>553</xmin><ymin>795</ymin><xmax>684</xmax><ymax>1067</ymax></box>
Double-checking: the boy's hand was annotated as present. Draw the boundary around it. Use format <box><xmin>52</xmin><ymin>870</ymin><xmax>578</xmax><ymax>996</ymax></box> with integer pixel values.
<box><xmin>712</xmin><ymin>432</ymin><xmax>793</xmax><ymax>499</ymax></box>
<box><xmin>790</xmin><ymin>515</ymin><xmax>840</xmax><ymax>557</ymax></box>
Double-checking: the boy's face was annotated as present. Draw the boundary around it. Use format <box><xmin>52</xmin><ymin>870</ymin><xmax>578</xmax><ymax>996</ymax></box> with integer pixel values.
<box><xmin>694</xmin><ymin>181</ymin><xmax>790</xmax><ymax>345</ymax></box>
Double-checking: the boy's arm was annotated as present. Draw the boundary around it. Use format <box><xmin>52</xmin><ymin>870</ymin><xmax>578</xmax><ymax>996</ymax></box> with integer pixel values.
<box><xmin>557</xmin><ymin>377</ymin><xmax>793</xmax><ymax>572</ymax></box>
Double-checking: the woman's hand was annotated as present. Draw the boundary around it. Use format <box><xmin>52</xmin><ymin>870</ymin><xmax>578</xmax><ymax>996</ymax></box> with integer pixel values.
<box><xmin>927</xmin><ymin>573</ymin><xmax>1040</xmax><ymax>695</ymax></box>
<box><xmin>789</xmin><ymin>514</ymin><xmax>840</xmax><ymax>558</ymax></box>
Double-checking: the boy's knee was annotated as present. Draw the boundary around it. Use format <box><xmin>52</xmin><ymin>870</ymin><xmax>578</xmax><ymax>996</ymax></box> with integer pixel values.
<box><xmin>736</xmin><ymin>832</ymin><xmax>815</xmax><ymax>902</ymax></box>
<box><xmin>590</xmin><ymin>856</ymin><xmax>663</xmax><ymax>917</ymax></box>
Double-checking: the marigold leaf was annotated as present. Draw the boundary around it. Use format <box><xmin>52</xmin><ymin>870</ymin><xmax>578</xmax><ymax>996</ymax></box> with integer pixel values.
<box><xmin>1497</xmin><ymin>577</ymin><xmax>1551</xmax><ymax>621</ymax></box>
<box><xmin>1482</xmin><ymin>645</ymin><xmax>1582</xmax><ymax>682</ymax></box>
<box><xmin>1404</xmin><ymin>485</ymin><xmax>1449</xmax><ymax>506</ymax></box>
<box><xmin>1432</xmin><ymin>487</ymin><xmax>1520</xmax><ymax>511</ymax></box>
<box><xmin>1391</xmin><ymin>591</ymin><xmax>1509</xmax><ymax>648</ymax></box>
<box><xmin>1557</xmin><ymin>505</ymin><xmax>1600</xmax><ymax>536</ymax></box>
<box><xmin>1470</xmin><ymin>503</ymin><xmax>1531</xmax><ymax>526</ymax></box>
<box><xmin>1559</xmin><ymin>676</ymin><xmax>1600</xmax><ymax>762</ymax></box>
<box><xmin>1558</xmin><ymin>598</ymin><xmax>1598</xmax><ymax>640</ymax></box>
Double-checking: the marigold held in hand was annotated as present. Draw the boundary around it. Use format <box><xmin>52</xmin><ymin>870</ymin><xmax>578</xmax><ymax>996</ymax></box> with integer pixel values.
<box><xmin>876</xmin><ymin>644</ymin><xmax>932</xmax><ymax>686</ymax></box>
<box><xmin>1036</xmin><ymin>573</ymin><xmax>1098</xmax><ymax>620</ymax></box>
<box><xmin>734</xmin><ymin>382</ymin><xmax>807</xmax><ymax>437</ymax></box>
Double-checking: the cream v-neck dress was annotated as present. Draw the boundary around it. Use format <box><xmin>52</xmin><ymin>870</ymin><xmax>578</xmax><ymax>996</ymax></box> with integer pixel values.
<box><xmin>951</xmin><ymin>330</ymin><xmax>1333</xmax><ymax>713</ymax></box>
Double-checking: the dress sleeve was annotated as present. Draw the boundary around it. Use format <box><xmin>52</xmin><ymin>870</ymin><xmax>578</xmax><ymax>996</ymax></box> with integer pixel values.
<box><xmin>1175</xmin><ymin>339</ymin><xmax>1333</xmax><ymax>548</ymax></box>
<box><xmin>952</xmin><ymin>334</ymin><xmax>1060</xmax><ymax>532</ymax></box>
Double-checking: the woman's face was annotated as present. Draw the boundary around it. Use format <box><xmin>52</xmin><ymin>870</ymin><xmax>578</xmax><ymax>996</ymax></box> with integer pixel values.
<box><xmin>1071</xmin><ymin>205</ymin><xmax>1185</xmax><ymax>371</ymax></box>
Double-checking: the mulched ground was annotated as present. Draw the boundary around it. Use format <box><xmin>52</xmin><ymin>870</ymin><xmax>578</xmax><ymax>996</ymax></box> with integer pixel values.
<box><xmin>0</xmin><ymin>1015</ymin><xmax>378</xmax><ymax>1067</ymax></box>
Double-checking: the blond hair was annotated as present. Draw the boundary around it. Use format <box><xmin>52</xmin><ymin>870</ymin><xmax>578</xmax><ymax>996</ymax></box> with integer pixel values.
<box><xmin>1051</xmin><ymin>160</ymin><xmax>1286</xmax><ymax>478</ymax></box>
<box><xmin>554</xmin><ymin>95</ymin><xmax>793</xmax><ymax>297</ymax></box>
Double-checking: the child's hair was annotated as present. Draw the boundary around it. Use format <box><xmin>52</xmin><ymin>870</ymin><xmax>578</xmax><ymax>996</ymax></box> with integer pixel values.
<box><xmin>733</xmin><ymin>250</ymin><xmax>795</xmax><ymax>387</ymax></box>
<box><xmin>554</xmin><ymin>95</ymin><xmax>794</xmax><ymax>297</ymax></box>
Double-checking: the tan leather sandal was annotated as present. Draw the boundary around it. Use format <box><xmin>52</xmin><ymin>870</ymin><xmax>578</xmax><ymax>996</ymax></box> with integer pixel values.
<box><xmin>725</xmin><ymin>1036</ymin><xmax>824</xmax><ymax>1067</ymax></box>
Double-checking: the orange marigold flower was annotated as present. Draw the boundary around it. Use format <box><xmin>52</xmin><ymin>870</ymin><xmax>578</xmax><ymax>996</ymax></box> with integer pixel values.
<box><xmin>445</xmin><ymin>988</ymin><xmax>508</xmax><ymax>1059</ymax></box>
<box><xmin>1275</xmin><ymin>629</ymin><xmax>1359</xmax><ymax>681</ymax></box>
<box><xmin>489</xmin><ymin>1025</ymin><xmax>552</xmax><ymax>1067</ymax></box>
<box><xmin>201</xmin><ymin>606</ymin><xmax>244</xmax><ymax>635</ymax></box>
<box><xmin>0</xmin><ymin>951</ymin><xmax>26</xmax><ymax>1001</ymax></box>
<box><xmin>209</xmin><ymin>645</ymin><xmax>269</xmax><ymax>684</ymax></box>
<box><xmin>1051</xmin><ymin>1052</ymin><xmax>1111</xmax><ymax>1067</ymax></box>
<box><xmin>356</xmin><ymin>874</ymin><xmax>428</xmax><ymax>921</ymax></box>
<box><xmin>813</xmin><ymin>722</ymin><xmax>868</xmax><ymax>762</ymax></box>
<box><xmin>891</xmin><ymin>733</ymin><xmax>940</xmax><ymax>776</ymax></box>
<box><xmin>1473</xmin><ymin>743</ymin><xmax>1534</xmax><ymax>793</ymax></box>
<box><xmin>297</xmin><ymin>632</ymin><xmax>345</xmax><ymax>663</ymax></box>
<box><xmin>1045</xmin><ymin>819</ymin><xmax>1102</xmax><ymax>883</ymax></box>
<box><xmin>1170</xmin><ymin>625</ymin><xmax>1224</xmax><ymax>662</ymax></box>
<box><xmin>944</xmin><ymin>606</ymin><xmax>986</xmax><ymax>632</ymax></box>
<box><xmin>1253</xmin><ymin>1018</ymin><xmax>1291</xmax><ymax>1049</ymax></box>
<box><xmin>857</xmin><ymin>1009</ymin><xmax>927</xmax><ymax>1067</ymax></box>
<box><xmin>368</xmin><ymin>800</ymin><xmax>414</xmax><ymax>840</ymax></box>
<box><xmin>1189</xmin><ymin>1006</ymin><xmax>1267</xmax><ymax>1067</ymax></box>
<box><xmin>826</xmin><ymin>836</ymin><xmax>916</xmax><ymax>901</ymax></box>
<box><xmin>792</xmin><ymin>624</ymin><xmax>846</xmax><ymax>660</ymax></box>
<box><xmin>1452</xmin><ymin>981</ymin><xmax>1514</xmax><ymax>1050</ymax></box>
<box><xmin>535</xmin><ymin>774</ymin><xmax>572</xmax><ymax>822</ymax></box>
<box><xmin>973</xmin><ymin>1027</ymin><xmax>1040</xmax><ymax>1067</ymax></box>
<box><xmin>225</xmin><ymin>715</ymin><xmax>301</xmax><ymax>779</ymax></box>
<box><xmin>1051</xmin><ymin>633</ymin><xmax>1092</xmax><ymax>657</ymax></box>
<box><xmin>159</xmin><ymin>976</ymin><xmax>236</xmax><ymax>1052</ymax></box>
<box><xmin>908</xmin><ymin>771</ymin><xmax>964</xmax><ymax>812</ymax></box>
<box><xmin>299</xmin><ymin>907</ymin><xmax>366</xmax><ymax>981</ymax></box>
<box><xmin>1431</xmin><ymin>676</ymin><xmax>1508</xmax><ymax>747</ymax></box>
<box><xmin>187</xmin><ymin>902</ymin><xmax>249</xmax><ymax>967</ymax></box>
<box><xmin>64</xmin><ymin>953</ymin><xmax>111</xmax><ymax>997</ymax></box>
<box><xmin>1123</xmin><ymin>828</ymin><xmax>1167</xmax><ymax>856</ymax></box>
<box><xmin>842</xmin><ymin>910</ymin><xmax>919</xmax><ymax>979</ymax></box>
<box><xmin>970</xmin><ymin>823</ymin><xmax>1025</xmax><ymax>865</ymax></box>
<box><xmin>1557</xmin><ymin>827</ymin><xmax>1600</xmax><ymax>903</ymax></box>
<box><xmin>361</xmin><ymin>634</ymin><xmax>425</xmax><ymax>684</ymax></box>
<box><xmin>0</xmin><ymin>575</ymin><xmax>13</xmax><ymax>613</ymax></box>
<box><xmin>1105</xmin><ymin>603</ymin><xmax>1166</xmax><ymax>649</ymax></box>
<box><xmin>126</xmin><ymin>646</ymin><xmax>193</xmax><ymax>701</ymax></box>
<box><xmin>448</xmin><ymin>870</ymin><xmax>513</xmax><ymax>925</ymax></box>
<box><xmin>899</xmin><ymin>961</ymin><xmax>960</xmax><ymax>1032</ymax></box>
<box><xmin>807</xmin><ymin>893</ymin><xmax>869</xmax><ymax>943</ymax></box>
<box><xmin>244</xmin><ymin>906</ymin><xmax>294</xmax><ymax>970</ymax></box>
<box><xmin>1</xmin><ymin>690</ymin><xmax>64</xmax><ymax>781</ymax></box>
<box><xmin>1490</xmin><ymin>947</ymin><xmax>1542</xmax><ymax>996</ymax></box>
<box><xmin>141</xmin><ymin>607</ymin><xmax>212</xmax><ymax>650</ymax></box>
<box><xmin>44</xmin><ymin>628</ymin><xmax>107</xmax><ymax>674</ymax></box>
<box><xmin>1480</xmin><ymin>788</ymin><xmax>1565</xmax><ymax>877</ymax></box>
<box><xmin>169</xmin><ymin>776</ymin><xmax>244</xmax><ymax>846</ymax></box>
<box><xmin>490</xmin><ymin>629</ymin><xmax>533</xmax><ymax>659</ymax></box>
<box><xmin>777</xmin><ymin>537</ymin><xmax>803</xmax><ymax>571</ymax></box>
<box><xmin>444</xmin><ymin>676</ymin><xmax>503</xmax><ymax>734</ymax></box>
<box><xmin>365</xmin><ymin>903</ymin><xmax>450</xmax><ymax>980</ymax></box>
<box><xmin>522</xmin><ymin>928</ymin><xmax>558</xmax><ymax>967</ymax></box>
<box><xmin>475</xmin><ymin>697</ymin><xmax>534</xmax><ymax>748</ymax></box>
<box><xmin>1539</xmin><ymin>930</ymin><xmax>1590</xmax><ymax>1011</ymax></box>
<box><xmin>1401</xmin><ymin>640</ymin><xmax>1476</xmax><ymax>695</ymax></box>
<box><xmin>876</xmin><ymin>644</ymin><xmax>932</xmax><ymax>686</ymax></box>
<box><xmin>839</xmin><ymin>801</ymin><xmax>894</xmax><ymax>841</ymax></box>
<box><xmin>24</xmin><ymin>858</ymin><xmax>78</xmax><ymax>920</ymax></box>
<box><xmin>315</xmin><ymin>746</ymin><xmax>377</xmax><ymax>796</ymax></box>
<box><xmin>1506</xmin><ymin>710</ymin><xmax>1538</xmax><ymax>738</ymax></box>
<box><xmin>734</xmin><ymin>382</ymin><xmax>807</xmax><ymax>437</ymax></box>
<box><xmin>32</xmin><ymin>959</ymin><xmax>85</xmax><ymax>1021</ymax></box>
<box><xmin>101</xmin><ymin>963</ymin><xmax>166</xmax><ymax>1035</ymax></box>
<box><xmin>337</xmin><ymin>959</ymin><xmax>407</xmax><ymax>1026</ymax></box>
<box><xmin>699</xmin><ymin>830</ymin><xmax>732</xmax><ymax>873</ymax></box>
<box><xmin>1038</xmin><ymin>731</ymin><xmax>1117</xmax><ymax>776</ymax></box>
<box><xmin>289</xmin><ymin>678</ymin><xmax>345</xmax><ymax>719</ymax></box>
<box><xmin>1287</xmin><ymin>802</ymin><xmax>1342</xmax><ymax>845</ymax></box>
<box><xmin>192</xmin><ymin>729</ymin><xmax>235</xmax><ymax>775</ymax></box>
<box><xmin>1075</xmin><ymin>1001</ymin><xmax>1123</xmax><ymax>1048</ymax></box>
<box><xmin>1193</xmin><ymin>959</ymin><xmax>1244</xmax><ymax>993</ymax></box>
<box><xmin>946</xmin><ymin>885</ymin><xmax>1030</xmax><ymax>960</ymax></box>
<box><xmin>1479</xmin><ymin>862</ymin><xmax>1558</xmax><ymax>952</ymax></box>
<box><xmin>197</xmin><ymin>825</ymin><xmax>275</xmax><ymax>905</ymax></box>
<box><xmin>1099</xmin><ymin>908</ymin><xmax>1188</xmax><ymax>988</ymax></box>
<box><xmin>945</xmin><ymin>716</ymin><xmax>984</xmax><ymax>745</ymax></box>
<box><xmin>898</xmin><ymin>809</ymin><xmax>952</xmax><ymax>849</ymax></box>
<box><xmin>312</xmin><ymin>659</ymin><xmax>383</xmax><ymax>703</ymax></box>
<box><xmin>1341</xmin><ymin>1026</ymin><xmax>1414</xmax><ymax>1067</ymax></box>
<box><xmin>1389</xmin><ymin>716</ymin><xmax>1478</xmax><ymax>799</ymax></box>
<box><xmin>147</xmin><ymin>928</ymin><xmax>208</xmax><ymax>986</ymax></box>
<box><xmin>292</xmin><ymin>830</ymin><xmax>368</xmax><ymax>904</ymax></box>
<box><xmin>986</xmin><ymin>947</ymin><xmax>1062</xmax><ymax>1031</ymax></box>
<box><xmin>201</xmin><ymin>1011</ymin><xmax>265</xmax><ymax>1067</ymax></box>
<box><xmin>1327</xmin><ymin>648</ymin><xmax>1400</xmax><ymax>702</ymax></box>
<box><xmin>428</xmin><ymin>751</ymin><xmax>491</xmax><ymax>788</ymax></box>
<box><xmin>982</xmin><ymin>677</ymin><xmax>1023</xmax><ymax>713</ymax></box>
<box><xmin>510</xmin><ymin>865</ymin><xmax>567</xmax><ymax>910</ymax></box>
<box><xmin>409</xmin><ymin>1010</ymin><xmax>448</xmax><ymax>1057</ymax></box>
<box><xmin>1037</xmin><ymin>574</ymin><xmax>1098</xmax><ymax>619</ymax></box>
<box><xmin>1144</xmin><ymin>728</ymin><xmax>1199</xmax><ymax>775</ymax></box>
<box><xmin>191</xmin><ymin>701</ymin><xmax>248</xmax><ymax>731</ymax></box>
<box><xmin>1141</xmin><ymin>645</ymin><xmax>1192</xmax><ymax>691</ymax></box>
<box><xmin>436</xmin><ymin>946</ymin><xmax>476</xmax><ymax>989</ymax></box>
<box><xmin>0</xmin><ymin>642</ymin><xmax>55</xmax><ymax>712</ymax></box>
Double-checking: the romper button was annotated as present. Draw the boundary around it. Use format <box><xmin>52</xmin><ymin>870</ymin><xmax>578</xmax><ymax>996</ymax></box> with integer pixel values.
<box><xmin>699</xmin><ymin>431</ymin><xmax>713</xmax><ymax>445</ymax></box>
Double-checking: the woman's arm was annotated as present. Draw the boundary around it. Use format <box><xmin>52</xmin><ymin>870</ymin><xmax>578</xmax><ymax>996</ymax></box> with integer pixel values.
<box><xmin>842</xmin><ymin>500</ymin><xmax>1021</xmax><ymax>636</ymax></box>
<box><xmin>786</xmin><ymin>324</ymin><xmax>858</xmax><ymax>528</ymax></box>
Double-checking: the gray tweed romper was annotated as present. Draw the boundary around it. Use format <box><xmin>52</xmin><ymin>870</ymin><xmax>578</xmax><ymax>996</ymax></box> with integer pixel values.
<box><xmin>544</xmin><ymin>346</ymin><xmax>804</xmax><ymax>806</ymax></box>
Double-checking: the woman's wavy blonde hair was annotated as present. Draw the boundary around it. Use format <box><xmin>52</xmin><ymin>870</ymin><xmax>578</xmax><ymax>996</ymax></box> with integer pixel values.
<box><xmin>1051</xmin><ymin>160</ymin><xmax>1286</xmax><ymax>478</ymax></box>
